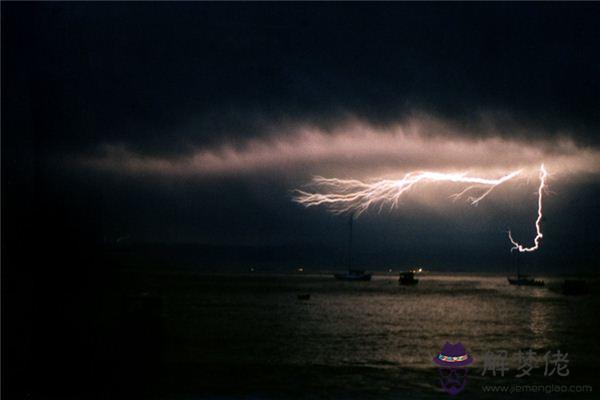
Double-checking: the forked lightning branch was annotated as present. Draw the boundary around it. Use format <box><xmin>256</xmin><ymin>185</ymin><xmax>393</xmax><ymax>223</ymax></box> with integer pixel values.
<box><xmin>293</xmin><ymin>165</ymin><xmax>548</xmax><ymax>253</ymax></box>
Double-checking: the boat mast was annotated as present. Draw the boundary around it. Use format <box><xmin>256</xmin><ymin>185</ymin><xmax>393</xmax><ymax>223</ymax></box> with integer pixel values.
<box><xmin>347</xmin><ymin>213</ymin><xmax>353</xmax><ymax>271</ymax></box>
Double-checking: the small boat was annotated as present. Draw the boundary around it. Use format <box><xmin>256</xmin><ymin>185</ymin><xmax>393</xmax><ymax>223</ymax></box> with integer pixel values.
<box><xmin>507</xmin><ymin>274</ymin><xmax>544</xmax><ymax>286</ymax></box>
<box><xmin>334</xmin><ymin>269</ymin><xmax>372</xmax><ymax>281</ymax></box>
<box><xmin>507</xmin><ymin>254</ymin><xmax>544</xmax><ymax>286</ymax></box>
<box><xmin>333</xmin><ymin>214</ymin><xmax>372</xmax><ymax>281</ymax></box>
<box><xmin>297</xmin><ymin>293</ymin><xmax>311</xmax><ymax>300</ymax></box>
<box><xmin>399</xmin><ymin>271</ymin><xmax>419</xmax><ymax>285</ymax></box>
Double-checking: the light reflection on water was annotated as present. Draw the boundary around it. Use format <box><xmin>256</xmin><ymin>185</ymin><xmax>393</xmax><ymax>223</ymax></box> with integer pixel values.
<box><xmin>148</xmin><ymin>272</ymin><xmax>599</xmax><ymax>397</ymax></box>
<box><xmin>159</xmin><ymin>273</ymin><xmax>596</xmax><ymax>368</ymax></box>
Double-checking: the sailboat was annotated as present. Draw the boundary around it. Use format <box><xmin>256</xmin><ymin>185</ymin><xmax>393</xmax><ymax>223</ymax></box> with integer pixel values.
<box><xmin>334</xmin><ymin>214</ymin><xmax>372</xmax><ymax>281</ymax></box>
<box><xmin>507</xmin><ymin>275</ymin><xmax>544</xmax><ymax>286</ymax></box>
<box><xmin>399</xmin><ymin>271</ymin><xmax>419</xmax><ymax>285</ymax></box>
<box><xmin>507</xmin><ymin>253</ymin><xmax>544</xmax><ymax>286</ymax></box>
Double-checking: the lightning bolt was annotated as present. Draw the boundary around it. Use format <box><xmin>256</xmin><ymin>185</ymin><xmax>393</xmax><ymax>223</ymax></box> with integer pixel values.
<box><xmin>507</xmin><ymin>164</ymin><xmax>548</xmax><ymax>252</ymax></box>
<box><xmin>293</xmin><ymin>165</ymin><xmax>548</xmax><ymax>252</ymax></box>
<box><xmin>293</xmin><ymin>170</ymin><xmax>522</xmax><ymax>216</ymax></box>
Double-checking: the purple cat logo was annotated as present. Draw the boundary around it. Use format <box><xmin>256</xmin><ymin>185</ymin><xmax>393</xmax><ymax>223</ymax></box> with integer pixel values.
<box><xmin>433</xmin><ymin>342</ymin><xmax>473</xmax><ymax>395</ymax></box>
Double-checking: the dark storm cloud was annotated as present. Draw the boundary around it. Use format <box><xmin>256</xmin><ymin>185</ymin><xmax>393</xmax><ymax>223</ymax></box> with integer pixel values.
<box><xmin>6</xmin><ymin>2</ymin><xmax>600</xmax><ymax>159</ymax></box>
<box><xmin>4</xmin><ymin>3</ymin><xmax>600</xmax><ymax>270</ymax></box>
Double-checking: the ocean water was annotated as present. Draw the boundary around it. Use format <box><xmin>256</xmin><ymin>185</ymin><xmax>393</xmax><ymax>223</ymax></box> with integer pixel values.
<box><xmin>113</xmin><ymin>272</ymin><xmax>599</xmax><ymax>399</ymax></box>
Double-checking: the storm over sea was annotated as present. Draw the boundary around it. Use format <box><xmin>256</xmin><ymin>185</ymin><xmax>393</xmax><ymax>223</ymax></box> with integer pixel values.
<box><xmin>100</xmin><ymin>272</ymin><xmax>599</xmax><ymax>399</ymax></box>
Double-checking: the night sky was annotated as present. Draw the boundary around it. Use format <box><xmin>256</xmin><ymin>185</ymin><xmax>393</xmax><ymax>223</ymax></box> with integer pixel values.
<box><xmin>3</xmin><ymin>4</ymin><xmax>600</xmax><ymax>399</ymax></box>
<box><xmin>3</xmin><ymin>3</ymin><xmax>600</xmax><ymax>272</ymax></box>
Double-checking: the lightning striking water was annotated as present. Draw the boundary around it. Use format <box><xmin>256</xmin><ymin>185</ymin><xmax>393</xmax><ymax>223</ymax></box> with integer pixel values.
<box><xmin>293</xmin><ymin>165</ymin><xmax>548</xmax><ymax>252</ymax></box>
<box><xmin>507</xmin><ymin>164</ymin><xmax>548</xmax><ymax>252</ymax></box>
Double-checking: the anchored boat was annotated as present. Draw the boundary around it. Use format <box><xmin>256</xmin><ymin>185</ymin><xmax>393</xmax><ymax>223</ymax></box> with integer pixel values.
<box><xmin>333</xmin><ymin>214</ymin><xmax>372</xmax><ymax>281</ymax></box>
<box><xmin>507</xmin><ymin>274</ymin><xmax>544</xmax><ymax>286</ymax></box>
<box><xmin>334</xmin><ymin>269</ymin><xmax>372</xmax><ymax>281</ymax></box>
<box><xmin>507</xmin><ymin>253</ymin><xmax>544</xmax><ymax>286</ymax></box>
<box><xmin>399</xmin><ymin>271</ymin><xmax>419</xmax><ymax>285</ymax></box>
